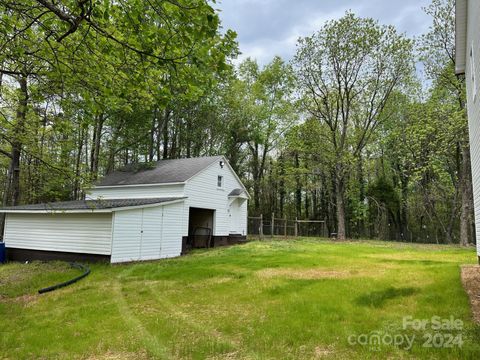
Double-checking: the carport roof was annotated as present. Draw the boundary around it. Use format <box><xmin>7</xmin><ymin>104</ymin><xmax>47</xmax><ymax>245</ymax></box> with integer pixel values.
<box><xmin>0</xmin><ymin>197</ymin><xmax>186</xmax><ymax>213</ymax></box>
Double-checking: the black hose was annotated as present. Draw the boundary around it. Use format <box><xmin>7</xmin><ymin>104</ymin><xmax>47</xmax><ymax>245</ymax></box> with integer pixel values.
<box><xmin>38</xmin><ymin>262</ymin><xmax>90</xmax><ymax>294</ymax></box>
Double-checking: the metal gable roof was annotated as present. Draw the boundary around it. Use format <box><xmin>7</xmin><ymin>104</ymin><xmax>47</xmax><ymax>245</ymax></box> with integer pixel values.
<box><xmin>228</xmin><ymin>188</ymin><xmax>248</xmax><ymax>197</ymax></box>
<box><xmin>0</xmin><ymin>197</ymin><xmax>186</xmax><ymax>213</ymax></box>
<box><xmin>96</xmin><ymin>156</ymin><xmax>224</xmax><ymax>187</ymax></box>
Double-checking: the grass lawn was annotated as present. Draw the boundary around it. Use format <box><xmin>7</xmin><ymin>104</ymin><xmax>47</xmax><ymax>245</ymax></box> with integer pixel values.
<box><xmin>1</xmin><ymin>239</ymin><xmax>479</xmax><ymax>359</ymax></box>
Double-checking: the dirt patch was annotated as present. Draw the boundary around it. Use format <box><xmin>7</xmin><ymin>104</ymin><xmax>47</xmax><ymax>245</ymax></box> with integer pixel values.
<box><xmin>0</xmin><ymin>293</ymin><xmax>38</xmax><ymax>305</ymax></box>
<box><xmin>256</xmin><ymin>268</ymin><xmax>351</xmax><ymax>280</ymax></box>
<box><xmin>314</xmin><ymin>345</ymin><xmax>335</xmax><ymax>358</ymax></box>
<box><xmin>461</xmin><ymin>265</ymin><xmax>480</xmax><ymax>324</ymax></box>
<box><xmin>85</xmin><ymin>350</ymin><xmax>149</xmax><ymax>360</ymax></box>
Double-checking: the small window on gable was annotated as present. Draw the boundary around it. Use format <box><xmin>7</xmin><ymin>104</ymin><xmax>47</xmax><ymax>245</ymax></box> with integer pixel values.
<box><xmin>471</xmin><ymin>43</ymin><xmax>477</xmax><ymax>101</ymax></box>
<box><xmin>217</xmin><ymin>175</ymin><xmax>223</xmax><ymax>188</ymax></box>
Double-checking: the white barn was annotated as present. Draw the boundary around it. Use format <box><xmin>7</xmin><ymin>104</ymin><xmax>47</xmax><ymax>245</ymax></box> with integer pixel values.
<box><xmin>1</xmin><ymin>156</ymin><xmax>249</xmax><ymax>263</ymax></box>
<box><xmin>455</xmin><ymin>0</ymin><xmax>480</xmax><ymax>262</ymax></box>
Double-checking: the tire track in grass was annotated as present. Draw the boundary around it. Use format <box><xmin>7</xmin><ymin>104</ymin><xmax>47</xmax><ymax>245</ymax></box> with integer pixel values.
<box><xmin>112</xmin><ymin>280</ymin><xmax>171</xmax><ymax>359</ymax></box>
<box><xmin>143</xmin><ymin>281</ymin><xmax>245</xmax><ymax>357</ymax></box>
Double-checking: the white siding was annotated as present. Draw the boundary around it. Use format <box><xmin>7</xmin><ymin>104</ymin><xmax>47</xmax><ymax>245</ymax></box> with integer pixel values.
<box><xmin>238</xmin><ymin>199</ymin><xmax>248</xmax><ymax>235</ymax></box>
<box><xmin>141</xmin><ymin>206</ymin><xmax>163</xmax><ymax>260</ymax></box>
<box><xmin>87</xmin><ymin>157</ymin><xmax>248</xmax><ymax>241</ymax></box>
<box><xmin>160</xmin><ymin>201</ymin><xmax>185</xmax><ymax>258</ymax></box>
<box><xmin>183</xmin><ymin>161</ymin><xmax>248</xmax><ymax>236</ymax></box>
<box><xmin>4</xmin><ymin>213</ymin><xmax>112</xmax><ymax>255</ymax></box>
<box><xmin>110</xmin><ymin>202</ymin><xmax>185</xmax><ymax>263</ymax></box>
<box><xmin>465</xmin><ymin>1</ymin><xmax>480</xmax><ymax>258</ymax></box>
<box><xmin>88</xmin><ymin>184</ymin><xmax>184</xmax><ymax>199</ymax></box>
<box><xmin>228</xmin><ymin>198</ymin><xmax>247</xmax><ymax>235</ymax></box>
<box><xmin>229</xmin><ymin>199</ymin><xmax>240</xmax><ymax>233</ymax></box>
<box><xmin>111</xmin><ymin>209</ymin><xmax>143</xmax><ymax>263</ymax></box>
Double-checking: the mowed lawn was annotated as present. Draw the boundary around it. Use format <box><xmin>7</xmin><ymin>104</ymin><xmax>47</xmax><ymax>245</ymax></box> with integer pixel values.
<box><xmin>1</xmin><ymin>239</ymin><xmax>480</xmax><ymax>359</ymax></box>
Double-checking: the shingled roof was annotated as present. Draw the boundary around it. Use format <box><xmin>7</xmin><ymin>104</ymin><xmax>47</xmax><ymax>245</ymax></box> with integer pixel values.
<box><xmin>97</xmin><ymin>156</ymin><xmax>224</xmax><ymax>186</ymax></box>
<box><xmin>0</xmin><ymin>197</ymin><xmax>186</xmax><ymax>213</ymax></box>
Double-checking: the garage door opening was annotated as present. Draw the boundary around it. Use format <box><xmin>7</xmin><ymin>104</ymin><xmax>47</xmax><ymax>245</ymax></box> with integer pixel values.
<box><xmin>188</xmin><ymin>207</ymin><xmax>214</xmax><ymax>249</ymax></box>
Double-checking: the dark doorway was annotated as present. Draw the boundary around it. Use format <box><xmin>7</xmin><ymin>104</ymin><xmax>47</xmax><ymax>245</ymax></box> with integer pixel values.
<box><xmin>188</xmin><ymin>207</ymin><xmax>214</xmax><ymax>249</ymax></box>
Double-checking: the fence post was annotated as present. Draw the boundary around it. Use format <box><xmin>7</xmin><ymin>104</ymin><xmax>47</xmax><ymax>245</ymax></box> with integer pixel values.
<box><xmin>271</xmin><ymin>212</ymin><xmax>274</xmax><ymax>238</ymax></box>
<box><xmin>259</xmin><ymin>214</ymin><xmax>263</xmax><ymax>239</ymax></box>
<box><xmin>294</xmin><ymin>217</ymin><xmax>298</xmax><ymax>237</ymax></box>
<box><xmin>284</xmin><ymin>215</ymin><xmax>287</xmax><ymax>238</ymax></box>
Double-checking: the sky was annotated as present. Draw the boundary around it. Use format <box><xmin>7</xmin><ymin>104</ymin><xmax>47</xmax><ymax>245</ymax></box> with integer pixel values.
<box><xmin>216</xmin><ymin>0</ymin><xmax>432</xmax><ymax>66</ymax></box>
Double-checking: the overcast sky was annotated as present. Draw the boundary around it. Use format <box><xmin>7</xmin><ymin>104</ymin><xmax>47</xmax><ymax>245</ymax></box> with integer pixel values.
<box><xmin>216</xmin><ymin>0</ymin><xmax>432</xmax><ymax>65</ymax></box>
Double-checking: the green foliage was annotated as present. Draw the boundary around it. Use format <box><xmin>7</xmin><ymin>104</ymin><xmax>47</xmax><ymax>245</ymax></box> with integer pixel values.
<box><xmin>0</xmin><ymin>0</ymin><xmax>238</xmax><ymax>202</ymax></box>
<box><xmin>367</xmin><ymin>177</ymin><xmax>400</xmax><ymax>217</ymax></box>
<box><xmin>0</xmin><ymin>240</ymin><xmax>478</xmax><ymax>358</ymax></box>
<box><xmin>0</xmin><ymin>1</ymin><xmax>471</xmax><ymax>244</ymax></box>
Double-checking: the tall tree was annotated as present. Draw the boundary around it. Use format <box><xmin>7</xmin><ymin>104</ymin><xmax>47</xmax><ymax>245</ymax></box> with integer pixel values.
<box><xmin>293</xmin><ymin>13</ymin><xmax>413</xmax><ymax>239</ymax></box>
<box><xmin>420</xmin><ymin>0</ymin><xmax>474</xmax><ymax>246</ymax></box>
<box><xmin>236</xmin><ymin>57</ymin><xmax>296</xmax><ymax>213</ymax></box>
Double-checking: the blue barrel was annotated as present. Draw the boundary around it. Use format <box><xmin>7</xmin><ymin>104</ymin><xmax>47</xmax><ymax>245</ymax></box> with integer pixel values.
<box><xmin>0</xmin><ymin>242</ymin><xmax>5</xmax><ymax>264</ymax></box>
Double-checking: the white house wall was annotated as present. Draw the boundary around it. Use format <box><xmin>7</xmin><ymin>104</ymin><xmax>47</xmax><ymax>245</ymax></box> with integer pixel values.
<box><xmin>228</xmin><ymin>198</ymin><xmax>247</xmax><ymax>235</ymax></box>
<box><xmin>111</xmin><ymin>209</ymin><xmax>143</xmax><ymax>263</ymax></box>
<box><xmin>160</xmin><ymin>201</ymin><xmax>185</xmax><ymax>258</ymax></box>
<box><xmin>229</xmin><ymin>198</ymin><xmax>240</xmax><ymax>233</ymax></box>
<box><xmin>140</xmin><ymin>206</ymin><xmax>163</xmax><ymax>261</ymax></box>
<box><xmin>183</xmin><ymin>161</ymin><xmax>247</xmax><ymax>236</ymax></box>
<box><xmin>238</xmin><ymin>199</ymin><xmax>248</xmax><ymax>235</ymax></box>
<box><xmin>4</xmin><ymin>213</ymin><xmax>112</xmax><ymax>255</ymax></box>
<box><xmin>111</xmin><ymin>202</ymin><xmax>185</xmax><ymax>263</ymax></box>
<box><xmin>88</xmin><ymin>183</ymin><xmax>185</xmax><ymax>200</ymax></box>
<box><xmin>465</xmin><ymin>1</ymin><xmax>480</xmax><ymax>258</ymax></box>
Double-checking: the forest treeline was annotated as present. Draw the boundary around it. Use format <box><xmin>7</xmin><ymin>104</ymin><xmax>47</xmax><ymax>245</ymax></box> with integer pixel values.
<box><xmin>0</xmin><ymin>0</ymin><xmax>474</xmax><ymax>244</ymax></box>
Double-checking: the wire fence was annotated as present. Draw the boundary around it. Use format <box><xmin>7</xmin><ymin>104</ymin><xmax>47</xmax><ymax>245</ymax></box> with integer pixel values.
<box><xmin>248</xmin><ymin>214</ymin><xmax>329</xmax><ymax>238</ymax></box>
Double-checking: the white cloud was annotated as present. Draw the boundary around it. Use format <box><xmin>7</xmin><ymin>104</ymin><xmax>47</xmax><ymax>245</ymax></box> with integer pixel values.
<box><xmin>217</xmin><ymin>0</ymin><xmax>432</xmax><ymax>66</ymax></box>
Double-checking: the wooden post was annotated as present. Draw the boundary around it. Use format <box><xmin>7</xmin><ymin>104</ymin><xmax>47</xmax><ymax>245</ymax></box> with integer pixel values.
<box><xmin>294</xmin><ymin>217</ymin><xmax>298</xmax><ymax>237</ymax></box>
<box><xmin>284</xmin><ymin>215</ymin><xmax>287</xmax><ymax>238</ymax></box>
<box><xmin>271</xmin><ymin>212</ymin><xmax>275</xmax><ymax>238</ymax></box>
<box><xmin>259</xmin><ymin>214</ymin><xmax>263</xmax><ymax>239</ymax></box>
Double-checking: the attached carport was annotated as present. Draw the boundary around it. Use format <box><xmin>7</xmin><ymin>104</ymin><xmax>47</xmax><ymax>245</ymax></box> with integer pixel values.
<box><xmin>1</xmin><ymin>197</ymin><xmax>186</xmax><ymax>263</ymax></box>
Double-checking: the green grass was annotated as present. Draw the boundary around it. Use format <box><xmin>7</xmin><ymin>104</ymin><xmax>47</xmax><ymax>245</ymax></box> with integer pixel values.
<box><xmin>1</xmin><ymin>239</ymin><xmax>479</xmax><ymax>359</ymax></box>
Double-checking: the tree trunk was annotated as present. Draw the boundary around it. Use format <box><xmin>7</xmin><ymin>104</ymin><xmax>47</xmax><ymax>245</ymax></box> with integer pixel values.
<box><xmin>0</xmin><ymin>75</ymin><xmax>27</xmax><ymax>238</ymax></box>
<box><xmin>73</xmin><ymin>127</ymin><xmax>85</xmax><ymax>199</ymax></box>
<box><xmin>162</xmin><ymin>109</ymin><xmax>170</xmax><ymax>159</ymax></box>
<box><xmin>148</xmin><ymin>109</ymin><xmax>157</xmax><ymax>162</ymax></box>
<box><xmin>90</xmin><ymin>113</ymin><xmax>105</xmax><ymax>180</ymax></box>
<box><xmin>6</xmin><ymin>75</ymin><xmax>28</xmax><ymax>206</ymax></box>
<box><xmin>295</xmin><ymin>152</ymin><xmax>301</xmax><ymax>218</ymax></box>
<box><xmin>278</xmin><ymin>154</ymin><xmax>285</xmax><ymax>218</ymax></box>
<box><xmin>399</xmin><ymin>174</ymin><xmax>409</xmax><ymax>241</ymax></box>
<box><xmin>357</xmin><ymin>154</ymin><xmax>365</xmax><ymax>237</ymax></box>
<box><xmin>335</xmin><ymin>171</ymin><xmax>346</xmax><ymax>240</ymax></box>
<box><xmin>251</xmin><ymin>143</ymin><xmax>261</xmax><ymax>213</ymax></box>
<box><xmin>186</xmin><ymin>116</ymin><xmax>192</xmax><ymax>158</ymax></box>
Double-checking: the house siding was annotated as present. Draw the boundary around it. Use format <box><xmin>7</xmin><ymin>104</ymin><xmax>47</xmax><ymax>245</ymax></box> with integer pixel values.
<box><xmin>88</xmin><ymin>184</ymin><xmax>185</xmax><ymax>199</ymax></box>
<box><xmin>183</xmin><ymin>161</ymin><xmax>248</xmax><ymax>236</ymax></box>
<box><xmin>3</xmin><ymin>213</ymin><xmax>112</xmax><ymax>255</ymax></box>
<box><xmin>160</xmin><ymin>201</ymin><xmax>185</xmax><ymax>258</ymax></box>
<box><xmin>465</xmin><ymin>1</ymin><xmax>480</xmax><ymax>258</ymax></box>
<box><xmin>111</xmin><ymin>209</ymin><xmax>142</xmax><ymax>263</ymax></box>
<box><xmin>110</xmin><ymin>202</ymin><xmax>185</xmax><ymax>263</ymax></box>
<box><xmin>229</xmin><ymin>198</ymin><xmax>248</xmax><ymax>235</ymax></box>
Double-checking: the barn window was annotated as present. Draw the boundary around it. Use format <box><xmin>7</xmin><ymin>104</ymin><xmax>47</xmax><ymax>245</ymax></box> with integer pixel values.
<box><xmin>471</xmin><ymin>43</ymin><xmax>477</xmax><ymax>101</ymax></box>
<box><xmin>217</xmin><ymin>175</ymin><xmax>223</xmax><ymax>188</ymax></box>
